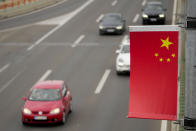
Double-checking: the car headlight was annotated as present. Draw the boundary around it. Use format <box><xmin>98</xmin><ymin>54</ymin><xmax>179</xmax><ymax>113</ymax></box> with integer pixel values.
<box><xmin>116</xmin><ymin>26</ymin><xmax>123</xmax><ymax>30</ymax></box>
<box><xmin>50</xmin><ymin>108</ymin><xmax>60</xmax><ymax>115</ymax></box>
<box><xmin>23</xmin><ymin>108</ymin><xmax>32</xmax><ymax>115</ymax></box>
<box><xmin>142</xmin><ymin>14</ymin><xmax>148</xmax><ymax>18</ymax></box>
<box><xmin>99</xmin><ymin>25</ymin><xmax>104</xmax><ymax>29</ymax></box>
<box><xmin>118</xmin><ymin>58</ymin><xmax>125</xmax><ymax>66</ymax></box>
<box><xmin>159</xmin><ymin>14</ymin><xmax>165</xmax><ymax>18</ymax></box>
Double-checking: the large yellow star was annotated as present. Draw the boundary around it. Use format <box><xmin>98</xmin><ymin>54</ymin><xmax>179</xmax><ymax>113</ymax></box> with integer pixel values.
<box><xmin>160</xmin><ymin>37</ymin><xmax>174</xmax><ymax>50</ymax></box>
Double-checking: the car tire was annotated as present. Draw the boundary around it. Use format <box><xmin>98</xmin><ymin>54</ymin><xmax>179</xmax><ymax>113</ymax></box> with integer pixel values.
<box><xmin>69</xmin><ymin>102</ymin><xmax>72</xmax><ymax>114</ymax></box>
<box><xmin>61</xmin><ymin>112</ymin><xmax>67</xmax><ymax>125</ymax></box>
<box><xmin>22</xmin><ymin>121</ymin><xmax>27</xmax><ymax>126</ymax></box>
<box><xmin>99</xmin><ymin>31</ymin><xmax>104</xmax><ymax>35</ymax></box>
<box><xmin>142</xmin><ymin>20</ymin><xmax>147</xmax><ymax>25</ymax></box>
<box><xmin>116</xmin><ymin>71</ymin><xmax>121</xmax><ymax>75</ymax></box>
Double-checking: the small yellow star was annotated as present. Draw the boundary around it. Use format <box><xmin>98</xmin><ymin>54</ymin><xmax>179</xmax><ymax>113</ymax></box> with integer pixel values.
<box><xmin>161</xmin><ymin>37</ymin><xmax>174</xmax><ymax>50</ymax></box>
<box><xmin>160</xmin><ymin>58</ymin><xmax>163</xmax><ymax>62</ymax></box>
<box><xmin>167</xmin><ymin>58</ymin><xmax>171</xmax><ymax>62</ymax></box>
<box><xmin>171</xmin><ymin>53</ymin><xmax>176</xmax><ymax>58</ymax></box>
<box><xmin>154</xmin><ymin>53</ymin><xmax>159</xmax><ymax>57</ymax></box>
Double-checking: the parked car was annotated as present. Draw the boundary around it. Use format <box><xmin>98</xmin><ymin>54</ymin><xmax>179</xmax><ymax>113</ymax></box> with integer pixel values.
<box><xmin>142</xmin><ymin>1</ymin><xmax>166</xmax><ymax>24</ymax></box>
<box><xmin>22</xmin><ymin>80</ymin><xmax>72</xmax><ymax>125</ymax></box>
<box><xmin>99</xmin><ymin>13</ymin><xmax>126</xmax><ymax>35</ymax></box>
<box><xmin>116</xmin><ymin>42</ymin><xmax>130</xmax><ymax>75</ymax></box>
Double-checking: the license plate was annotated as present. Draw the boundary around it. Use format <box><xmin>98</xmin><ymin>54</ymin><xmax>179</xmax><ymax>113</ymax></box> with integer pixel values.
<box><xmin>150</xmin><ymin>18</ymin><xmax>157</xmax><ymax>21</ymax></box>
<box><xmin>34</xmin><ymin>116</ymin><xmax>47</xmax><ymax>120</ymax></box>
<box><xmin>107</xmin><ymin>29</ymin><xmax>115</xmax><ymax>32</ymax></box>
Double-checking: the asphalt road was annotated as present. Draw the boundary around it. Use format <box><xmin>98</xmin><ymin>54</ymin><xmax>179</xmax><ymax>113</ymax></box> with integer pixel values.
<box><xmin>0</xmin><ymin>0</ymin><xmax>174</xmax><ymax>131</ymax></box>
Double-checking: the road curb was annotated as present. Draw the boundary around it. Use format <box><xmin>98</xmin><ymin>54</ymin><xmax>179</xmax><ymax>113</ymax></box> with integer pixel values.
<box><xmin>0</xmin><ymin>0</ymin><xmax>64</xmax><ymax>19</ymax></box>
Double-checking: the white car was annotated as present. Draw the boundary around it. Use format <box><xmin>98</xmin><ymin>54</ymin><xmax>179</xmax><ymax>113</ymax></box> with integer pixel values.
<box><xmin>116</xmin><ymin>43</ymin><xmax>130</xmax><ymax>75</ymax></box>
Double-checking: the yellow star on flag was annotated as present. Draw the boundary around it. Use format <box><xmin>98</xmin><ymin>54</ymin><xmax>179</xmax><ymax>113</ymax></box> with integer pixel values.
<box><xmin>171</xmin><ymin>53</ymin><xmax>176</xmax><ymax>58</ymax></box>
<box><xmin>154</xmin><ymin>53</ymin><xmax>159</xmax><ymax>57</ymax></box>
<box><xmin>161</xmin><ymin>37</ymin><xmax>174</xmax><ymax>50</ymax></box>
<box><xmin>160</xmin><ymin>58</ymin><xmax>163</xmax><ymax>62</ymax></box>
<box><xmin>167</xmin><ymin>58</ymin><xmax>171</xmax><ymax>62</ymax></box>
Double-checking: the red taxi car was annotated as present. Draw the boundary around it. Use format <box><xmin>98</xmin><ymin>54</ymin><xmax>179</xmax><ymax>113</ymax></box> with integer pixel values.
<box><xmin>22</xmin><ymin>80</ymin><xmax>72</xmax><ymax>124</ymax></box>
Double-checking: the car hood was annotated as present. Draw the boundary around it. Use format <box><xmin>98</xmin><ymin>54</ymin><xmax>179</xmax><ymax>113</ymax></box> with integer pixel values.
<box><xmin>101</xmin><ymin>22</ymin><xmax>122</xmax><ymax>27</ymax></box>
<box><xmin>24</xmin><ymin>100</ymin><xmax>61</xmax><ymax>111</ymax></box>
<box><xmin>144</xmin><ymin>10</ymin><xmax>164</xmax><ymax>15</ymax></box>
<box><xmin>117</xmin><ymin>53</ymin><xmax>130</xmax><ymax>65</ymax></box>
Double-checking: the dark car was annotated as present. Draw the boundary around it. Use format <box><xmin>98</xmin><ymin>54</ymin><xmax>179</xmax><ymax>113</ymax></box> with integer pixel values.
<box><xmin>99</xmin><ymin>13</ymin><xmax>126</xmax><ymax>35</ymax></box>
<box><xmin>142</xmin><ymin>1</ymin><xmax>166</xmax><ymax>24</ymax></box>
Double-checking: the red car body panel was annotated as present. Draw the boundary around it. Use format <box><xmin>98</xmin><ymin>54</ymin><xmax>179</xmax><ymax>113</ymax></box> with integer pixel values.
<box><xmin>22</xmin><ymin>80</ymin><xmax>72</xmax><ymax>124</ymax></box>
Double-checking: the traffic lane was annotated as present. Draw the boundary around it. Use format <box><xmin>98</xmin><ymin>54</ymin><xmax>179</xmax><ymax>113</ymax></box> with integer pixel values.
<box><xmin>134</xmin><ymin>0</ymin><xmax>174</xmax><ymax>25</ymax></box>
<box><xmin>42</xmin><ymin>0</ymin><xmax>143</xmax><ymax>44</ymax></box>
<box><xmin>0</xmin><ymin>47</ymin><xmax>76</xmax><ymax>131</ymax></box>
<box><xmin>0</xmin><ymin>0</ymin><xmax>120</xmax><ymax>93</ymax></box>
<box><xmin>0</xmin><ymin>0</ymin><xmax>165</xmax><ymax>130</ymax></box>
<box><xmin>93</xmin><ymin>69</ymin><xmax>161</xmax><ymax>131</ymax></box>
<box><xmin>47</xmin><ymin>46</ymin><xmax>160</xmax><ymax>131</ymax></box>
<box><xmin>0</xmin><ymin>43</ymin><xmax>118</xmax><ymax>131</ymax></box>
<box><xmin>0</xmin><ymin>25</ymin><xmax>56</xmax><ymax>76</ymax></box>
<box><xmin>161</xmin><ymin>0</ymin><xmax>174</xmax><ymax>25</ymax></box>
<box><xmin>0</xmin><ymin>0</ymin><xmax>88</xmax><ymax>31</ymax></box>
<box><xmin>42</xmin><ymin>0</ymin><xmax>121</xmax><ymax>44</ymax></box>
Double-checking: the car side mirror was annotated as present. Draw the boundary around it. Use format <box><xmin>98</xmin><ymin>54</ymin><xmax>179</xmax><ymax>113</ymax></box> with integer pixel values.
<box><xmin>23</xmin><ymin>97</ymin><xmax>27</xmax><ymax>101</ymax></box>
<box><xmin>116</xmin><ymin>50</ymin><xmax>120</xmax><ymax>54</ymax></box>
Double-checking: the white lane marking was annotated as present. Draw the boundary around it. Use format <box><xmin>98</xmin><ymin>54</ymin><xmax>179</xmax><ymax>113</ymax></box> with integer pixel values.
<box><xmin>142</xmin><ymin>0</ymin><xmax>147</xmax><ymax>6</ymax></box>
<box><xmin>133</xmin><ymin>14</ymin><xmax>140</xmax><ymax>23</ymax></box>
<box><xmin>160</xmin><ymin>120</ymin><xmax>167</xmax><ymax>131</ymax></box>
<box><xmin>27</xmin><ymin>0</ymin><xmax>94</xmax><ymax>51</ymax></box>
<box><xmin>95</xmin><ymin>69</ymin><xmax>111</xmax><ymax>94</ymax></box>
<box><xmin>37</xmin><ymin>70</ymin><xmax>52</xmax><ymax>83</ymax></box>
<box><xmin>112</xmin><ymin>0</ymin><xmax>118</xmax><ymax>6</ymax></box>
<box><xmin>0</xmin><ymin>72</ymin><xmax>21</xmax><ymax>94</ymax></box>
<box><xmin>172</xmin><ymin>0</ymin><xmax>178</xmax><ymax>25</ymax></box>
<box><xmin>96</xmin><ymin>14</ymin><xmax>104</xmax><ymax>23</ymax></box>
<box><xmin>0</xmin><ymin>64</ymin><xmax>10</xmax><ymax>73</ymax></box>
<box><xmin>121</xmin><ymin>35</ymin><xmax>128</xmax><ymax>43</ymax></box>
<box><xmin>72</xmin><ymin>35</ymin><xmax>85</xmax><ymax>47</ymax></box>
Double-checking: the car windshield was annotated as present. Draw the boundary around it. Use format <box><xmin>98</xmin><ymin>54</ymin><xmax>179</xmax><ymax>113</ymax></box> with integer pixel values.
<box><xmin>145</xmin><ymin>5</ymin><xmax>163</xmax><ymax>12</ymax></box>
<box><xmin>121</xmin><ymin>45</ymin><xmax>130</xmax><ymax>53</ymax></box>
<box><xmin>102</xmin><ymin>14</ymin><xmax>121</xmax><ymax>24</ymax></box>
<box><xmin>29</xmin><ymin>89</ymin><xmax>60</xmax><ymax>101</ymax></box>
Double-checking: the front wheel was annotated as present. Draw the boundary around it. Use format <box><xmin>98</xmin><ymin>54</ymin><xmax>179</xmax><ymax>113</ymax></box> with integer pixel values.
<box><xmin>61</xmin><ymin>112</ymin><xmax>67</xmax><ymax>124</ymax></box>
<box><xmin>116</xmin><ymin>71</ymin><xmax>122</xmax><ymax>75</ymax></box>
<box><xmin>69</xmin><ymin>102</ymin><xmax>73</xmax><ymax>113</ymax></box>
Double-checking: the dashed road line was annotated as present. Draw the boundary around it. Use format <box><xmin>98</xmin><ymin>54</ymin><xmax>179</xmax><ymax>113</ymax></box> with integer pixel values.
<box><xmin>133</xmin><ymin>14</ymin><xmax>140</xmax><ymax>23</ymax></box>
<box><xmin>172</xmin><ymin>0</ymin><xmax>177</xmax><ymax>25</ymax></box>
<box><xmin>160</xmin><ymin>120</ymin><xmax>167</xmax><ymax>131</ymax></box>
<box><xmin>72</xmin><ymin>35</ymin><xmax>85</xmax><ymax>47</ymax></box>
<box><xmin>37</xmin><ymin>70</ymin><xmax>52</xmax><ymax>83</ymax></box>
<box><xmin>96</xmin><ymin>14</ymin><xmax>104</xmax><ymax>23</ymax></box>
<box><xmin>112</xmin><ymin>0</ymin><xmax>118</xmax><ymax>6</ymax></box>
<box><xmin>142</xmin><ymin>0</ymin><xmax>147</xmax><ymax>6</ymax></box>
<box><xmin>0</xmin><ymin>72</ymin><xmax>21</xmax><ymax>94</ymax></box>
<box><xmin>0</xmin><ymin>64</ymin><xmax>10</xmax><ymax>73</ymax></box>
<box><xmin>95</xmin><ymin>69</ymin><xmax>111</xmax><ymax>94</ymax></box>
<box><xmin>27</xmin><ymin>0</ymin><xmax>94</xmax><ymax>51</ymax></box>
<box><xmin>121</xmin><ymin>35</ymin><xmax>128</xmax><ymax>43</ymax></box>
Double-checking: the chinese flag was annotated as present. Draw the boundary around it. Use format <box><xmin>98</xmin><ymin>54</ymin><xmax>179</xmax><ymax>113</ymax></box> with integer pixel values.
<box><xmin>128</xmin><ymin>27</ymin><xmax>179</xmax><ymax>120</ymax></box>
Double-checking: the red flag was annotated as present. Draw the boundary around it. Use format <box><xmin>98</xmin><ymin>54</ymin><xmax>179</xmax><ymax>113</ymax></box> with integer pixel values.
<box><xmin>128</xmin><ymin>26</ymin><xmax>179</xmax><ymax>120</ymax></box>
